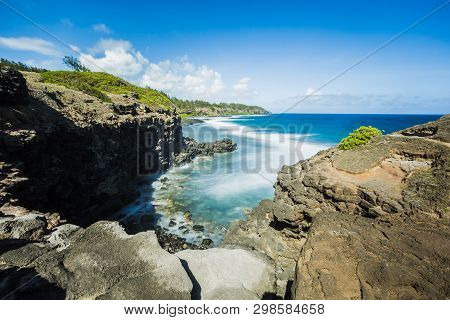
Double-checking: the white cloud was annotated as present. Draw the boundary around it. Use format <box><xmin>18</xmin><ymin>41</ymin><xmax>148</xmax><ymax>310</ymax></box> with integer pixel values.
<box><xmin>88</xmin><ymin>38</ymin><xmax>132</xmax><ymax>54</ymax></box>
<box><xmin>141</xmin><ymin>56</ymin><xmax>225</xmax><ymax>98</ymax></box>
<box><xmin>77</xmin><ymin>39</ymin><xmax>226</xmax><ymax>99</ymax></box>
<box><xmin>232</xmin><ymin>77</ymin><xmax>257</xmax><ymax>98</ymax></box>
<box><xmin>79</xmin><ymin>39</ymin><xmax>148</xmax><ymax>78</ymax></box>
<box><xmin>92</xmin><ymin>23</ymin><xmax>112</xmax><ymax>34</ymax></box>
<box><xmin>69</xmin><ymin>44</ymin><xmax>81</xmax><ymax>53</ymax></box>
<box><xmin>306</xmin><ymin>87</ymin><xmax>324</xmax><ymax>96</ymax></box>
<box><xmin>0</xmin><ymin>36</ymin><xmax>61</xmax><ymax>56</ymax></box>
<box><xmin>233</xmin><ymin>77</ymin><xmax>250</xmax><ymax>91</ymax></box>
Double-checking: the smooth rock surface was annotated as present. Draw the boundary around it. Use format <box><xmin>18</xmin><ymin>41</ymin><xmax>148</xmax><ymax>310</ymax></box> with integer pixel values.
<box><xmin>293</xmin><ymin>213</ymin><xmax>450</xmax><ymax>299</ymax></box>
<box><xmin>176</xmin><ymin>248</ymin><xmax>276</xmax><ymax>299</ymax></box>
<box><xmin>1</xmin><ymin>221</ymin><xmax>193</xmax><ymax>299</ymax></box>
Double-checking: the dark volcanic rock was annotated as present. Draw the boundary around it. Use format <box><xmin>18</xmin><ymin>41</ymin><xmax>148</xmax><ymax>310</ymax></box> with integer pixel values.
<box><xmin>0</xmin><ymin>71</ymin><xmax>182</xmax><ymax>225</ymax></box>
<box><xmin>0</xmin><ymin>67</ymin><xmax>28</xmax><ymax>105</ymax></box>
<box><xmin>181</xmin><ymin>118</ymin><xmax>205</xmax><ymax>126</ymax></box>
<box><xmin>154</xmin><ymin>226</ymin><xmax>212</xmax><ymax>253</ymax></box>
<box><xmin>174</xmin><ymin>137</ymin><xmax>237</xmax><ymax>166</ymax></box>
<box><xmin>192</xmin><ymin>224</ymin><xmax>205</xmax><ymax>232</ymax></box>
<box><xmin>201</xmin><ymin>238</ymin><xmax>213</xmax><ymax>248</ymax></box>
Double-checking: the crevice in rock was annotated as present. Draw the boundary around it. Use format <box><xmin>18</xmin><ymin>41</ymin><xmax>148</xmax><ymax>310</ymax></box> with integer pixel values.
<box><xmin>179</xmin><ymin>259</ymin><xmax>201</xmax><ymax>300</ymax></box>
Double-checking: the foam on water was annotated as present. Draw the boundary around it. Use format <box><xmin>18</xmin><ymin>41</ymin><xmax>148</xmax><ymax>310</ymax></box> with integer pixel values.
<box><xmin>116</xmin><ymin>114</ymin><xmax>441</xmax><ymax>245</ymax></box>
<box><xmin>146</xmin><ymin>116</ymin><xmax>330</xmax><ymax>244</ymax></box>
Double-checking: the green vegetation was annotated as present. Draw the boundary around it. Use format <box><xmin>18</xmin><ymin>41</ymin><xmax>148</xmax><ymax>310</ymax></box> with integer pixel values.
<box><xmin>171</xmin><ymin>97</ymin><xmax>268</xmax><ymax>117</ymax></box>
<box><xmin>3</xmin><ymin>58</ymin><xmax>268</xmax><ymax>116</ymax></box>
<box><xmin>41</xmin><ymin>71</ymin><xmax>173</xmax><ymax>108</ymax></box>
<box><xmin>62</xmin><ymin>56</ymin><xmax>90</xmax><ymax>72</ymax></box>
<box><xmin>337</xmin><ymin>126</ymin><xmax>382</xmax><ymax>150</ymax></box>
<box><xmin>0</xmin><ymin>58</ymin><xmax>48</xmax><ymax>73</ymax></box>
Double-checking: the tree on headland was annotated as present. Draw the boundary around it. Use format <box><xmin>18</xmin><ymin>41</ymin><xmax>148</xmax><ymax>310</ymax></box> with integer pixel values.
<box><xmin>62</xmin><ymin>56</ymin><xmax>90</xmax><ymax>72</ymax></box>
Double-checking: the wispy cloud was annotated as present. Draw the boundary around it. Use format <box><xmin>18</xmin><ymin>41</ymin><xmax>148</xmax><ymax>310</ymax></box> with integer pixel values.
<box><xmin>233</xmin><ymin>77</ymin><xmax>257</xmax><ymax>98</ymax></box>
<box><xmin>92</xmin><ymin>23</ymin><xmax>112</xmax><ymax>34</ymax></box>
<box><xmin>0</xmin><ymin>36</ymin><xmax>61</xmax><ymax>56</ymax></box>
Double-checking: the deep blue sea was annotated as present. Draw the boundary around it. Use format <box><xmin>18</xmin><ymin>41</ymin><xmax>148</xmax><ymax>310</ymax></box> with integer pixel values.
<box><xmin>117</xmin><ymin>113</ymin><xmax>441</xmax><ymax>243</ymax></box>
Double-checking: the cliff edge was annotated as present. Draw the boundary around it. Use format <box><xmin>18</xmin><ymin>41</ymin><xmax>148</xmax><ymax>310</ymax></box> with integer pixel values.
<box><xmin>0</xmin><ymin>67</ymin><xmax>182</xmax><ymax>225</ymax></box>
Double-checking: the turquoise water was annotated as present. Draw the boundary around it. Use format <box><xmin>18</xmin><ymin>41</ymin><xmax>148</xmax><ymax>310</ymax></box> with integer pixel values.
<box><xmin>117</xmin><ymin>113</ymin><xmax>441</xmax><ymax>243</ymax></box>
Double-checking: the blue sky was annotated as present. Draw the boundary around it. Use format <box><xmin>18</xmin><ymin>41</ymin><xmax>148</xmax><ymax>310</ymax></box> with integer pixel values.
<box><xmin>1</xmin><ymin>0</ymin><xmax>449</xmax><ymax>114</ymax></box>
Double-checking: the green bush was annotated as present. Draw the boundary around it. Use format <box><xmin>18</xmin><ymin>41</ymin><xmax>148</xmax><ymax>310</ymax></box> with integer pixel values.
<box><xmin>337</xmin><ymin>126</ymin><xmax>382</xmax><ymax>150</ymax></box>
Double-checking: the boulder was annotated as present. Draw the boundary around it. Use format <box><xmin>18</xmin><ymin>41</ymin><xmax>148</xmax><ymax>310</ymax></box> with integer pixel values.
<box><xmin>176</xmin><ymin>248</ymin><xmax>276</xmax><ymax>299</ymax></box>
<box><xmin>5</xmin><ymin>221</ymin><xmax>193</xmax><ymax>299</ymax></box>
<box><xmin>0</xmin><ymin>214</ymin><xmax>47</xmax><ymax>241</ymax></box>
<box><xmin>174</xmin><ymin>137</ymin><xmax>237</xmax><ymax>166</ymax></box>
<box><xmin>0</xmin><ymin>67</ymin><xmax>28</xmax><ymax>105</ymax></box>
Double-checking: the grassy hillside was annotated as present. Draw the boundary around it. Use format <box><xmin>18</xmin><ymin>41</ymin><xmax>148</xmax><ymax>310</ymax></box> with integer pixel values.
<box><xmin>1</xmin><ymin>57</ymin><xmax>268</xmax><ymax>116</ymax></box>
<box><xmin>40</xmin><ymin>71</ymin><xmax>173</xmax><ymax>109</ymax></box>
<box><xmin>40</xmin><ymin>71</ymin><xmax>269</xmax><ymax>116</ymax></box>
<box><xmin>172</xmin><ymin>97</ymin><xmax>269</xmax><ymax>117</ymax></box>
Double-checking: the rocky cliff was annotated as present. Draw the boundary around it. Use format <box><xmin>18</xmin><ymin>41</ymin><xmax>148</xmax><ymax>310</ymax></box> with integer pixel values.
<box><xmin>1</xmin><ymin>66</ymin><xmax>448</xmax><ymax>300</ymax></box>
<box><xmin>224</xmin><ymin>115</ymin><xmax>449</xmax><ymax>299</ymax></box>
<box><xmin>0</xmin><ymin>67</ymin><xmax>276</xmax><ymax>300</ymax></box>
<box><xmin>0</xmin><ymin>67</ymin><xmax>182</xmax><ymax>225</ymax></box>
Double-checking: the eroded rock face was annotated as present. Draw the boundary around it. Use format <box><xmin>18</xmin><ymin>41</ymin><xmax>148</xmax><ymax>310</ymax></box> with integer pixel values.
<box><xmin>293</xmin><ymin>213</ymin><xmax>450</xmax><ymax>299</ymax></box>
<box><xmin>0</xmin><ymin>69</ymin><xmax>182</xmax><ymax>225</ymax></box>
<box><xmin>0</xmin><ymin>67</ymin><xmax>28</xmax><ymax>105</ymax></box>
<box><xmin>0</xmin><ymin>221</ymin><xmax>193</xmax><ymax>299</ymax></box>
<box><xmin>176</xmin><ymin>248</ymin><xmax>276</xmax><ymax>299</ymax></box>
<box><xmin>225</xmin><ymin>114</ymin><xmax>450</xmax><ymax>299</ymax></box>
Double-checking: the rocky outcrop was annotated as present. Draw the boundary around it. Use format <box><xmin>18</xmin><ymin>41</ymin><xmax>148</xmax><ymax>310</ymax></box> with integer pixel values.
<box><xmin>0</xmin><ymin>67</ymin><xmax>28</xmax><ymax>104</ymax></box>
<box><xmin>225</xmin><ymin>115</ymin><xmax>450</xmax><ymax>299</ymax></box>
<box><xmin>176</xmin><ymin>248</ymin><xmax>276</xmax><ymax>299</ymax></box>
<box><xmin>0</xmin><ymin>214</ymin><xmax>48</xmax><ymax>241</ymax></box>
<box><xmin>174</xmin><ymin>137</ymin><xmax>237</xmax><ymax>166</ymax></box>
<box><xmin>0</xmin><ymin>221</ymin><xmax>193</xmax><ymax>299</ymax></box>
<box><xmin>0</xmin><ymin>68</ymin><xmax>182</xmax><ymax>225</ymax></box>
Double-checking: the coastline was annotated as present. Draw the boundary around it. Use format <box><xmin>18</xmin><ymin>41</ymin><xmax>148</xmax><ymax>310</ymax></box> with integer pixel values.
<box><xmin>117</xmin><ymin>114</ymin><xmax>330</xmax><ymax>249</ymax></box>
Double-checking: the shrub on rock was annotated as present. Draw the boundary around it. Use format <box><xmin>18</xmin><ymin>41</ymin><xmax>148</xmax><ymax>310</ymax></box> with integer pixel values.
<box><xmin>338</xmin><ymin>126</ymin><xmax>382</xmax><ymax>150</ymax></box>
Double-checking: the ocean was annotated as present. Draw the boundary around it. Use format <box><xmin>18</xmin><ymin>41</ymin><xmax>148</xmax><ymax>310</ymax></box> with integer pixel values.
<box><xmin>116</xmin><ymin>113</ymin><xmax>441</xmax><ymax>244</ymax></box>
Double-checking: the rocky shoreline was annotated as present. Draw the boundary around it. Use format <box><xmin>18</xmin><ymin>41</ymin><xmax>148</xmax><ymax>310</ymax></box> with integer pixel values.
<box><xmin>1</xmin><ymin>66</ymin><xmax>449</xmax><ymax>300</ymax></box>
<box><xmin>224</xmin><ymin>114</ymin><xmax>450</xmax><ymax>299</ymax></box>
